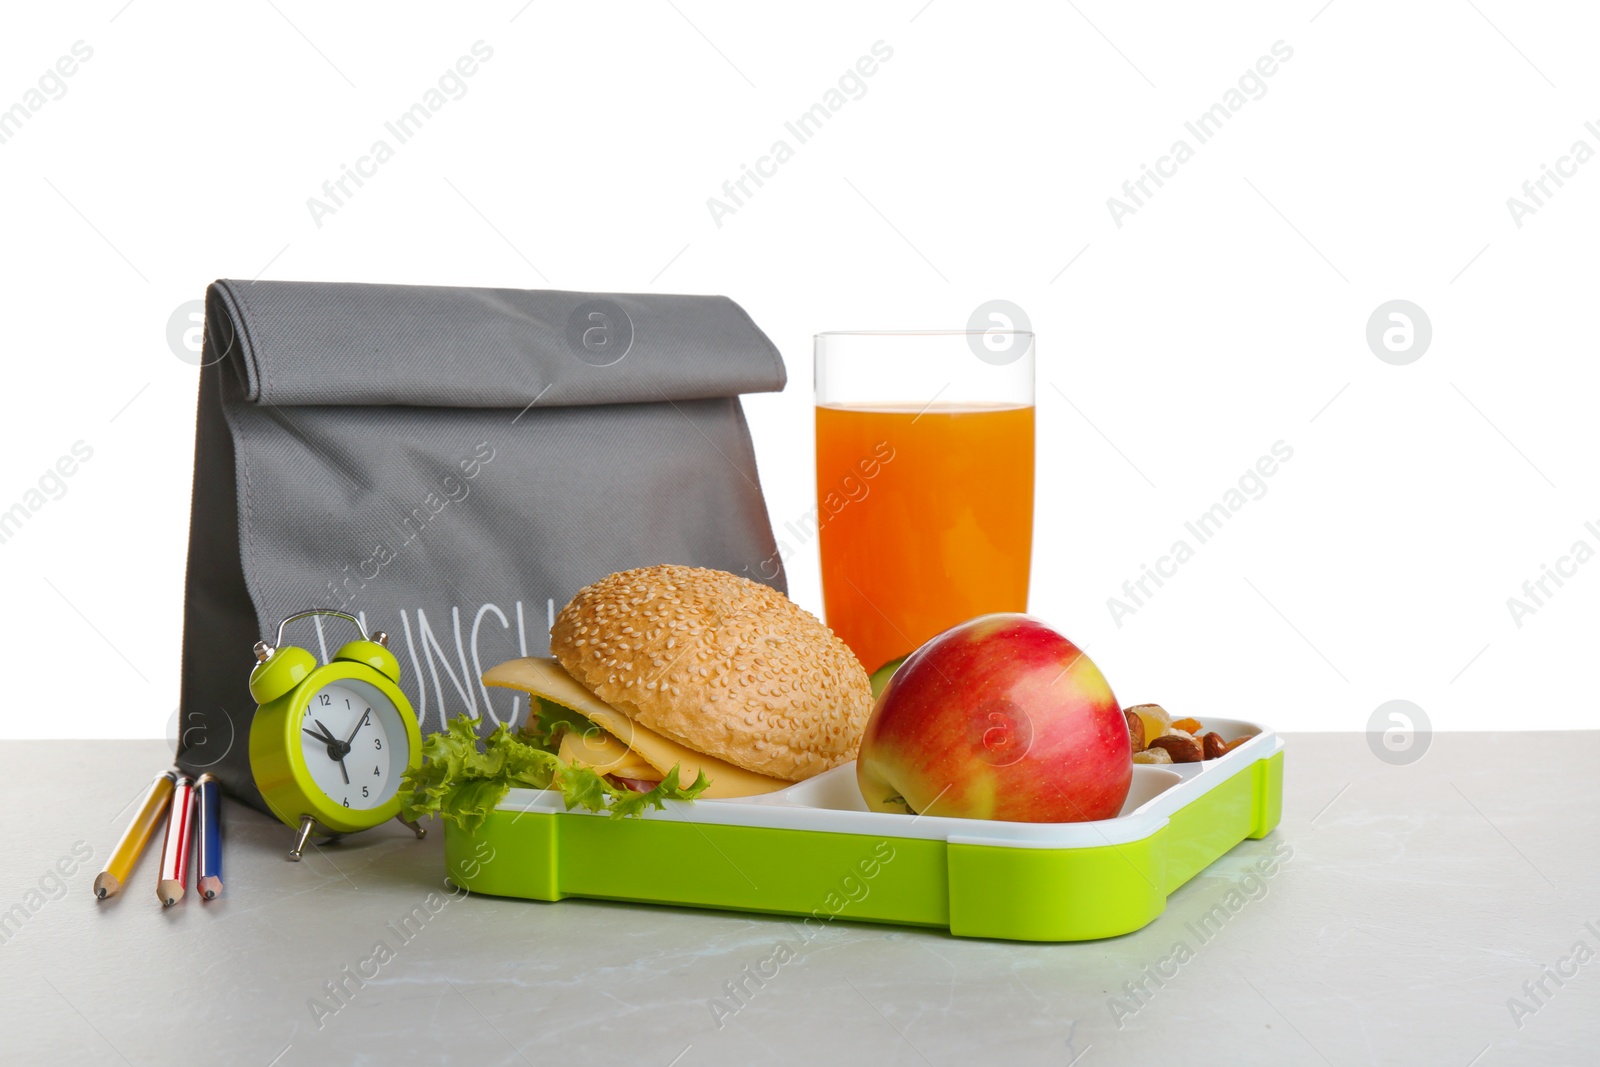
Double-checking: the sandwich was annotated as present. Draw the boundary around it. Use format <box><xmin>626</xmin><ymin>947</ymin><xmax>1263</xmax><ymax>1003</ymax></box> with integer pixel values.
<box><xmin>492</xmin><ymin>564</ymin><xmax>872</xmax><ymax>796</ymax></box>
<box><xmin>402</xmin><ymin>565</ymin><xmax>873</xmax><ymax>824</ymax></box>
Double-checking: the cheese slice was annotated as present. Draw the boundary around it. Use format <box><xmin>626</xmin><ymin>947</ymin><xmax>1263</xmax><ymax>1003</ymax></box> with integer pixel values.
<box><xmin>482</xmin><ymin>657</ymin><xmax>790</xmax><ymax>798</ymax></box>
<box><xmin>555</xmin><ymin>726</ymin><xmax>658</xmax><ymax>780</ymax></box>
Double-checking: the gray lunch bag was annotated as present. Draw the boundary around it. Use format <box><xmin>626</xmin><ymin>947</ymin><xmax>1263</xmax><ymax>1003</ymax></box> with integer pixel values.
<box><xmin>175</xmin><ymin>279</ymin><xmax>787</xmax><ymax>812</ymax></box>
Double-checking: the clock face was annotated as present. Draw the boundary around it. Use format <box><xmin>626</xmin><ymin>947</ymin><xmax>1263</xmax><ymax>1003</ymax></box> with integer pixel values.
<box><xmin>297</xmin><ymin>678</ymin><xmax>409</xmax><ymax>812</ymax></box>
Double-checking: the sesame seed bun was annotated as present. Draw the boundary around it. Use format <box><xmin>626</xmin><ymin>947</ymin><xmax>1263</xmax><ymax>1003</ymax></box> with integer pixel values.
<box><xmin>550</xmin><ymin>565</ymin><xmax>872</xmax><ymax>782</ymax></box>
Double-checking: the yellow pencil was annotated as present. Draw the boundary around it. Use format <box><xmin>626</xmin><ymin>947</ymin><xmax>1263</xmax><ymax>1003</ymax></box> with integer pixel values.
<box><xmin>94</xmin><ymin>769</ymin><xmax>177</xmax><ymax>900</ymax></box>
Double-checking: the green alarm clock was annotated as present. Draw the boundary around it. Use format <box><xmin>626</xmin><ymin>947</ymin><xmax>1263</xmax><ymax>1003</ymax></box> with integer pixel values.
<box><xmin>247</xmin><ymin>610</ymin><xmax>426</xmax><ymax>861</ymax></box>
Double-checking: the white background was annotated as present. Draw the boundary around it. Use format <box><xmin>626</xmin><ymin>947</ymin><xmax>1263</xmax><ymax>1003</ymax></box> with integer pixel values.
<box><xmin>1</xmin><ymin>1</ymin><xmax>1594</xmax><ymax>740</ymax></box>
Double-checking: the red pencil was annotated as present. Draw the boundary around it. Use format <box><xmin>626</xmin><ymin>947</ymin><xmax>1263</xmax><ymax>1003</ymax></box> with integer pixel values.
<box><xmin>157</xmin><ymin>775</ymin><xmax>195</xmax><ymax>907</ymax></box>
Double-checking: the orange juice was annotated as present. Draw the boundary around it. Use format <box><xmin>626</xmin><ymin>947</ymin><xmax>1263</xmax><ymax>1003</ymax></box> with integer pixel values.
<box><xmin>815</xmin><ymin>403</ymin><xmax>1034</xmax><ymax>674</ymax></box>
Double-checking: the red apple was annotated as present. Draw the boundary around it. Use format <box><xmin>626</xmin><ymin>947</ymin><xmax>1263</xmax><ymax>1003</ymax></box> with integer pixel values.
<box><xmin>856</xmin><ymin>614</ymin><xmax>1131</xmax><ymax>823</ymax></box>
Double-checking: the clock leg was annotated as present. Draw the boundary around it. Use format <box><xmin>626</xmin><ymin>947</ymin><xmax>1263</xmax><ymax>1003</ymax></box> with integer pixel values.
<box><xmin>288</xmin><ymin>814</ymin><xmax>317</xmax><ymax>861</ymax></box>
<box><xmin>395</xmin><ymin>814</ymin><xmax>427</xmax><ymax>840</ymax></box>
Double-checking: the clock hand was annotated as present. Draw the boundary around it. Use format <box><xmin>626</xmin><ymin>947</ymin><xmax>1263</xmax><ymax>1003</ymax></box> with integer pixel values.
<box><xmin>311</xmin><ymin>718</ymin><xmax>352</xmax><ymax>784</ymax></box>
<box><xmin>329</xmin><ymin>715</ymin><xmax>369</xmax><ymax>786</ymax></box>
<box><xmin>303</xmin><ymin>724</ymin><xmax>337</xmax><ymax>745</ymax></box>
<box><xmin>342</xmin><ymin>709</ymin><xmax>371</xmax><ymax>747</ymax></box>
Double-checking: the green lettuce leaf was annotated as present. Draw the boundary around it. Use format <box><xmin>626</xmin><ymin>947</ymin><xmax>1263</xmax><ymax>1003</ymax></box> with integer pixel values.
<box><xmin>528</xmin><ymin>697</ymin><xmax>594</xmax><ymax>748</ymax></box>
<box><xmin>400</xmin><ymin>712</ymin><xmax>710</xmax><ymax>831</ymax></box>
<box><xmin>607</xmin><ymin>765</ymin><xmax>711</xmax><ymax>818</ymax></box>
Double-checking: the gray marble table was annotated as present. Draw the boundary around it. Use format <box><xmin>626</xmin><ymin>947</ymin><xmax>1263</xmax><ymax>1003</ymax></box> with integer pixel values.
<box><xmin>3</xmin><ymin>735</ymin><xmax>1595</xmax><ymax>1066</ymax></box>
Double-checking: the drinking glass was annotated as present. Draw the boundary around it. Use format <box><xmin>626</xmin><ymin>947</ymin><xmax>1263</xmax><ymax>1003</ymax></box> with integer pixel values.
<box><xmin>814</xmin><ymin>330</ymin><xmax>1035</xmax><ymax>675</ymax></box>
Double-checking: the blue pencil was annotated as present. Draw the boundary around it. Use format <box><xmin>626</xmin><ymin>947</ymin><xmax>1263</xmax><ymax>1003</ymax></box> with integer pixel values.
<box><xmin>195</xmin><ymin>774</ymin><xmax>223</xmax><ymax>900</ymax></box>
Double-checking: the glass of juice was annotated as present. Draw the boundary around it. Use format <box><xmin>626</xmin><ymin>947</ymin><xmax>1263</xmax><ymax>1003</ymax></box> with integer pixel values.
<box><xmin>814</xmin><ymin>329</ymin><xmax>1035</xmax><ymax>675</ymax></box>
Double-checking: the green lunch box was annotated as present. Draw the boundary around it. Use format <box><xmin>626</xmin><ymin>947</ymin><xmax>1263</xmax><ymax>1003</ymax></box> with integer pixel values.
<box><xmin>442</xmin><ymin>720</ymin><xmax>1284</xmax><ymax>942</ymax></box>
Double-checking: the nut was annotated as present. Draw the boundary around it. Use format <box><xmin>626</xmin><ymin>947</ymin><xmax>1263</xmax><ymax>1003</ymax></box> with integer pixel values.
<box><xmin>1133</xmin><ymin>747</ymin><xmax>1172</xmax><ymax>765</ymax></box>
<box><xmin>1124</xmin><ymin>708</ymin><xmax>1145</xmax><ymax>752</ymax></box>
<box><xmin>1147</xmin><ymin>734</ymin><xmax>1202</xmax><ymax>763</ymax></box>
<box><xmin>1202</xmin><ymin>731</ymin><xmax>1228</xmax><ymax>760</ymax></box>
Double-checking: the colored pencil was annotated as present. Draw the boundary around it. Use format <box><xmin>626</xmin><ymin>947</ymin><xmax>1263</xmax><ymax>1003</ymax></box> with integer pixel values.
<box><xmin>94</xmin><ymin>769</ymin><xmax>177</xmax><ymax>900</ymax></box>
<box><xmin>157</xmin><ymin>774</ymin><xmax>195</xmax><ymax>907</ymax></box>
<box><xmin>195</xmin><ymin>774</ymin><xmax>223</xmax><ymax>900</ymax></box>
